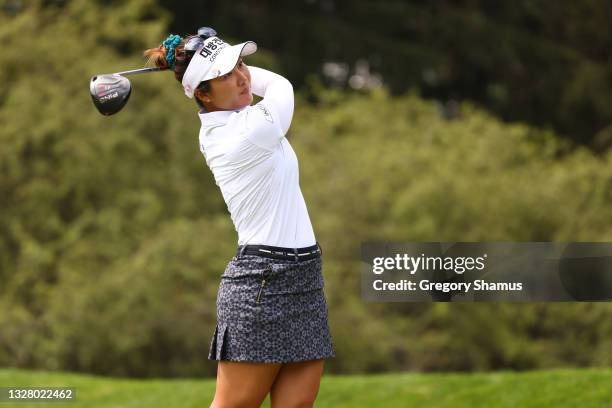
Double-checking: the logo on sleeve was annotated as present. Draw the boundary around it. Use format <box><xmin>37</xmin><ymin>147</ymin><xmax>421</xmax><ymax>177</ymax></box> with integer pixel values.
<box><xmin>257</xmin><ymin>104</ymin><xmax>273</xmax><ymax>123</ymax></box>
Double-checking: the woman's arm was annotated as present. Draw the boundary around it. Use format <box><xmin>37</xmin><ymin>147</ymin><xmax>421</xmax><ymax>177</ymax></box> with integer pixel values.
<box><xmin>249</xmin><ymin>66</ymin><xmax>294</xmax><ymax>135</ymax></box>
<box><xmin>247</xmin><ymin>66</ymin><xmax>294</xmax><ymax>139</ymax></box>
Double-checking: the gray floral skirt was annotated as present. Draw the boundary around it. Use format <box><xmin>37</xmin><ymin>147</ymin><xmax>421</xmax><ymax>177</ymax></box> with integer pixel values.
<box><xmin>208</xmin><ymin>253</ymin><xmax>335</xmax><ymax>363</ymax></box>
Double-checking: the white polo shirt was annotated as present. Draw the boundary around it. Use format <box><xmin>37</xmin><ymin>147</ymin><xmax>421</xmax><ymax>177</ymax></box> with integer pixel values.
<box><xmin>197</xmin><ymin>66</ymin><xmax>316</xmax><ymax>248</ymax></box>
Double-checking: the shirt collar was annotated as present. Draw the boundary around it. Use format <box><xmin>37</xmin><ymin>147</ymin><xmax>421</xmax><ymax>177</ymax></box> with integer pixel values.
<box><xmin>198</xmin><ymin>105</ymin><xmax>249</xmax><ymax>126</ymax></box>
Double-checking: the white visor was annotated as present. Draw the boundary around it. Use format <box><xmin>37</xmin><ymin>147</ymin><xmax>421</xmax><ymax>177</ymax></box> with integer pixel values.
<box><xmin>182</xmin><ymin>36</ymin><xmax>257</xmax><ymax>98</ymax></box>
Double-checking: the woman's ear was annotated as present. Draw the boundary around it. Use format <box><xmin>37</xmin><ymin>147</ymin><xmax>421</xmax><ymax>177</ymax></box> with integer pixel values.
<box><xmin>195</xmin><ymin>88</ymin><xmax>211</xmax><ymax>103</ymax></box>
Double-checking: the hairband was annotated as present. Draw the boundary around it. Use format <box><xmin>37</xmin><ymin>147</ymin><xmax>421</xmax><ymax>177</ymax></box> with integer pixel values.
<box><xmin>162</xmin><ymin>34</ymin><xmax>182</xmax><ymax>69</ymax></box>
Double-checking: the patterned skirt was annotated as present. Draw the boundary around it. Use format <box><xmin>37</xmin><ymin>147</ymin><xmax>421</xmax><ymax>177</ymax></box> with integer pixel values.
<box><xmin>208</xmin><ymin>253</ymin><xmax>335</xmax><ymax>363</ymax></box>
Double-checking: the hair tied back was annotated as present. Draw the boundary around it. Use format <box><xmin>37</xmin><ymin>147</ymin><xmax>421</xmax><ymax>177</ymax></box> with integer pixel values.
<box><xmin>163</xmin><ymin>34</ymin><xmax>182</xmax><ymax>70</ymax></box>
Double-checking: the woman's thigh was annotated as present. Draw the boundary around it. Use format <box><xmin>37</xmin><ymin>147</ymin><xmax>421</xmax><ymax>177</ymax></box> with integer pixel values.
<box><xmin>213</xmin><ymin>361</ymin><xmax>282</xmax><ymax>408</ymax></box>
<box><xmin>269</xmin><ymin>359</ymin><xmax>325</xmax><ymax>408</ymax></box>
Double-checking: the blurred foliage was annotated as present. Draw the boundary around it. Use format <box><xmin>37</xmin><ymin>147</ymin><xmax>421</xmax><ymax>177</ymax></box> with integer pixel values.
<box><xmin>160</xmin><ymin>0</ymin><xmax>612</xmax><ymax>149</ymax></box>
<box><xmin>1</xmin><ymin>0</ymin><xmax>612</xmax><ymax>378</ymax></box>
<box><xmin>294</xmin><ymin>88</ymin><xmax>612</xmax><ymax>373</ymax></box>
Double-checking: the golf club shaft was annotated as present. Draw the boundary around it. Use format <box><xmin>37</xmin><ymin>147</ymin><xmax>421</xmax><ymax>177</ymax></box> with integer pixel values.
<box><xmin>112</xmin><ymin>66</ymin><xmax>168</xmax><ymax>76</ymax></box>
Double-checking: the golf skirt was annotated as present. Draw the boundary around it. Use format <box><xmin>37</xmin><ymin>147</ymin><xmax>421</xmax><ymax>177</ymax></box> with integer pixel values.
<box><xmin>208</xmin><ymin>252</ymin><xmax>335</xmax><ymax>363</ymax></box>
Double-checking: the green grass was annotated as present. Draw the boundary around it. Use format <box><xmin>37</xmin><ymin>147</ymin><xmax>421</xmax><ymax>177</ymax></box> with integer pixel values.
<box><xmin>0</xmin><ymin>368</ymin><xmax>610</xmax><ymax>407</ymax></box>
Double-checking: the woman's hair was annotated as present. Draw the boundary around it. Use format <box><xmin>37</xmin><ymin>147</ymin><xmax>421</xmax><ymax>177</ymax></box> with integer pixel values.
<box><xmin>143</xmin><ymin>35</ymin><xmax>210</xmax><ymax>109</ymax></box>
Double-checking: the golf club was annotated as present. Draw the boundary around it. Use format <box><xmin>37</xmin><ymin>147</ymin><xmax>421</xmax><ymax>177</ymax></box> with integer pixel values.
<box><xmin>90</xmin><ymin>66</ymin><xmax>168</xmax><ymax>116</ymax></box>
<box><xmin>90</xmin><ymin>27</ymin><xmax>218</xmax><ymax>116</ymax></box>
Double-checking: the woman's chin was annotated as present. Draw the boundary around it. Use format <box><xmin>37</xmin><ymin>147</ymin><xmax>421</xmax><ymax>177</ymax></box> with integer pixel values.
<box><xmin>238</xmin><ymin>94</ymin><xmax>253</xmax><ymax>108</ymax></box>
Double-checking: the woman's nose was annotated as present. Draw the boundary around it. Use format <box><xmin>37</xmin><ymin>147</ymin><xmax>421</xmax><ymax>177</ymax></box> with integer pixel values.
<box><xmin>235</xmin><ymin>67</ymin><xmax>247</xmax><ymax>84</ymax></box>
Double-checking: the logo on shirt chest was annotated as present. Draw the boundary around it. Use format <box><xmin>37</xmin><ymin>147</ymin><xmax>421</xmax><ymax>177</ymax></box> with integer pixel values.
<box><xmin>256</xmin><ymin>104</ymin><xmax>273</xmax><ymax>123</ymax></box>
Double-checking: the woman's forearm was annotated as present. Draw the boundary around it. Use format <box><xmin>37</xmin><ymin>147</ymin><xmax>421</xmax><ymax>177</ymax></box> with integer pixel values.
<box><xmin>248</xmin><ymin>66</ymin><xmax>294</xmax><ymax>135</ymax></box>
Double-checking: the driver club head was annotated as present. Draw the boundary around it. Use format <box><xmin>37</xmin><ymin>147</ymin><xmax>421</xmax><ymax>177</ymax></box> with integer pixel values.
<box><xmin>90</xmin><ymin>74</ymin><xmax>132</xmax><ymax>116</ymax></box>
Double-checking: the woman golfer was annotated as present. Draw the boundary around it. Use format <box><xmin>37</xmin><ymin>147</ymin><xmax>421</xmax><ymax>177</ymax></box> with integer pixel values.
<box><xmin>144</xmin><ymin>28</ymin><xmax>335</xmax><ymax>407</ymax></box>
